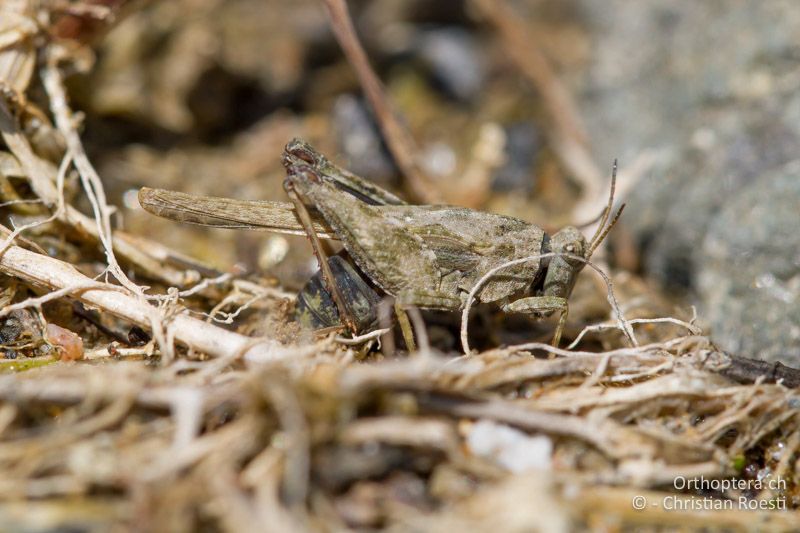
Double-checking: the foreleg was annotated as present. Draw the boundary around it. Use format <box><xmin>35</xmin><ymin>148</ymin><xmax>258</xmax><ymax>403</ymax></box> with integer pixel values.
<box><xmin>503</xmin><ymin>296</ymin><xmax>569</xmax><ymax>347</ymax></box>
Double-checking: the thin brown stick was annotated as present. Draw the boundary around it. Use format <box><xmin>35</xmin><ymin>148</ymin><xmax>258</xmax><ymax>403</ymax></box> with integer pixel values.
<box><xmin>321</xmin><ymin>0</ymin><xmax>440</xmax><ymax>203</ymax></box>
<box><xmin>470</xmin><ymin>0</ymin><xmax>603</xmax><ymax>202</ymax></box>
<box><xmin>713</xmin><ymin>354</ymin><xmax>800</xmax><ymax>388</ymax></box>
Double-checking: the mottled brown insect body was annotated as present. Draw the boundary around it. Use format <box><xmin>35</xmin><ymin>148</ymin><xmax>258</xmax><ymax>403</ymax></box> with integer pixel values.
<box><xmin>139</xmin><ymin>139</ymin><xmax>622</xmax><ymax>349</ymax></box>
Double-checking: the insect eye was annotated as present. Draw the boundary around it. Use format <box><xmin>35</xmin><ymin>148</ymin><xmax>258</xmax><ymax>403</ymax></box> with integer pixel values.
<box><xmin>287</xmin><ymin>144</ymin><xmax>315</xmax><ymax>164</ymax></box>
<box><xmin>288</xmin><ymin>149</ymin><xmax>313</xmax><ymax>165</ymax></box>
<box><xmin>565</xmin><ymin>244</ymin><xmax>575</xmax><ymax>253</ymax></box>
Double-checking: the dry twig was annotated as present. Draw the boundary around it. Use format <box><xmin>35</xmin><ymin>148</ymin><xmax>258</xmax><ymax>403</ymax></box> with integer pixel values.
<box><xmin>0</xmin><ymin>244</ymin><xmax>292</xmax><ymax>361</ymax></box>
<box><xmin>321</xmin><ymin>0</ymin><xmax>440</xmax><ymax>203</ymax></box>
<box><xmin>470</xmin><ymin>0</ymin><xmax>603</xmax><ymax>205</ymax></box>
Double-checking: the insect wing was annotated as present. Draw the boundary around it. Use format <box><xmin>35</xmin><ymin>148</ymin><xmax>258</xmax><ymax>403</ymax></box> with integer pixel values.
<box><xmin>138</xmin><ymin>187</ymin><xmax>336</xmax><ymax>239</ymax></box>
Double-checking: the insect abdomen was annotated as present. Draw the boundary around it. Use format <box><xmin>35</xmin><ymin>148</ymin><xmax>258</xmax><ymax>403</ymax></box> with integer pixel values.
<box><xmin>294</xmin><ymin>255</ymin><xmax>381</xmax><ymax>332</ymax></box>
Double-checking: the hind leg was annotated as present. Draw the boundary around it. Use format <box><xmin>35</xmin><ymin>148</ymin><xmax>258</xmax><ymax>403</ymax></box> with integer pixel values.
<box><xmin>284</xmin><ymin>178</ymin><xmax>359</xmax><ymax>334</ymax></box>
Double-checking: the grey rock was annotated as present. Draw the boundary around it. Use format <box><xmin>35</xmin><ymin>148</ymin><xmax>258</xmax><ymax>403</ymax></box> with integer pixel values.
<box><xmin>699</xmin><ymin>163</ymin><xmax>800</xmax><ymax>363</ymax></box>
<box><xmin>580</xmin><ymin>0</ymin><xmax>800</xmax><ymax>163</ymax></box>
<box><xmin>641</xmin><ymin>113</ymin><xmax>797</xmax><ymax>292</ymax></box>
<box><xmin>575</xmin><ymin>0</ymin><xmax>800</xmax><ymax>361</ymax></box>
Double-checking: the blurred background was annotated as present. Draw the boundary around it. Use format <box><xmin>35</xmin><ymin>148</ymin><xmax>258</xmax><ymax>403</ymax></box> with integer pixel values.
<box><xmin>63</xmin><ymin>0</ymin><xmax>800</xmax><ymax>363</ymax></box>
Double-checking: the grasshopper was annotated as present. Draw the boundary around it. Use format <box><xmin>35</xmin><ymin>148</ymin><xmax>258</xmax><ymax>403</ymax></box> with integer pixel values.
<box><xmin>139</xmin><ymin>139</ymin><xmax>622</xmax><ymax>351</ymax></box>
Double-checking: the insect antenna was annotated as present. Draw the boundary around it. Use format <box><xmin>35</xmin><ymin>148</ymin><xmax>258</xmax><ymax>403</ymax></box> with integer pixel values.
<box><xmin>587</xmin><ymin>203</ymin><xmax>625</xmax><ymax>258</ymax></box>
<box><xmin>586</xmin><ymin>159</ymin><xmax>623</xmax><ymax>258</ymax></box>
<box><xmin>590</xmin><ymin>159</ymin><xmax>617</xmax><ymax>238</ymax></box>
<box><xmin>574</xmin><ymin>204</ymin><xmax>609</xmax><ymax>229</ymax></box>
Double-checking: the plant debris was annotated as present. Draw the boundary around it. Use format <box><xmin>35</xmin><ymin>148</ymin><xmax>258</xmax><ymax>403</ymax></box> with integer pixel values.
<box><xmin>0</xmin><ymin>1</ymin><xmax>798</xmax><ymax>531</ymax></box>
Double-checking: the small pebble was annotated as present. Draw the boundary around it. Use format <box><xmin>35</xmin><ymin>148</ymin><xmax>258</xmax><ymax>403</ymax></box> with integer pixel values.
<box><xmin>465</xmin><ymin>419</ymin><xmax>552</xmax><ymax>473</ymax></box>
<box><xmin>45</xmin><ymin>323</ymin><xmax>84</xmax><ymax>362</ymax></box>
